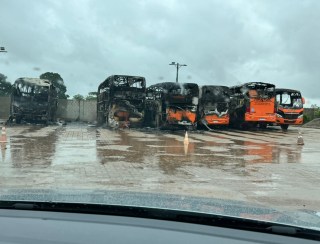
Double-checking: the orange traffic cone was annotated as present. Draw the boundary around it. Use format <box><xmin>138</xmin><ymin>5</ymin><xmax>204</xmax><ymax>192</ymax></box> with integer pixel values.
<box><xmin>184</xmin><ymin>131</ymin><xmax>189</xmax><ymax>155</ymax></box>
<box><xmin>0</xmin><ymin>127</ymin><xmax>7</xmax><ymax>143</ymax></box>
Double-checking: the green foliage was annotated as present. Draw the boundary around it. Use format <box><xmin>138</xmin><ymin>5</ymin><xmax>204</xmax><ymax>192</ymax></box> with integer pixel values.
<box><xmin>85</xmin><ymin>95</ymin><xmax>96</xmax><ymax>100</ymax></box>
<box><xmin>40</xmin><ymin>72</ymin><xmax>68</xmax><ymax>99</ymax></box>
<box><xmin>314</xmin><ymin>108</ymin><xmax>320</xmax><ymax>118</ymax></box>
<box><xmin>73</xmin><ymin>94</ymin><xmax>85</xmax><ymax>100</ymax></box>
<box><xmin>0</xmin><ymin>73</ymin><xmax>12</xmax><ymax>96</ymax></box>
<box><xmin>308</xmin><ymin>104</ymin><xmax>320</xmax><ymax>118</ymax></box>
<box><xmin>303</xmin><ymin>115</ymin><xmax>311</xmax><ymax>124</ymax></box>
<box><xmin>85</xmin><ymin>91</ymin><xmax>97</xmax><ymax>100</ymax></box>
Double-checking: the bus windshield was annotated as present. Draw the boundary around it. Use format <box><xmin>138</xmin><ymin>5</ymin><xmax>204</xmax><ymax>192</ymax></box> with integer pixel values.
<box><xmin>244</xmin><ymin>85</ymin><xmax>275</xmax><ymax>100</ymax></box>
<box><xmin>276</xmin><ymin>92</ymin><xmax>303</xmax><ymax>109</ymax></box>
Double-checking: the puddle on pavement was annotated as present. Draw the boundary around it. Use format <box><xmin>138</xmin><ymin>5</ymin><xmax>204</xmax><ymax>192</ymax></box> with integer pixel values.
<box><xmin>0</xmin><ymin>126</ymin><xmax>58</xmax><ymax>167</ymax></box>
<box><xmin>98</xmin><ymin>145</ymin><xmax>132</xmax><ymax>151</ymax></box>
<box><xmin>1</xmin><ymin>124</ymin><xmax>320</xmax><ymax>211</ymax></box>
<box><xmin>0</xmin><ymin>124</ymin><xmax>317</xmax><ymax>177</ymax></box>
<box><xmin>199</xmin><ymin>146</ymin><xmax>230</xmax><ymax>152</ymax></box>
<box><xmin>52</xmin><ymin>126</ymin><xmax>98</xmax><ymax>165</ymax></box>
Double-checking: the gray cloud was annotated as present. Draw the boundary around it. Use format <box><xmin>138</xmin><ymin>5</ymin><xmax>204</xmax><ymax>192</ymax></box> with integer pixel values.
<box><xmin>0</xmin><ymin>0</ymin><xmax>319</xmax><ymax>105</ymax></box>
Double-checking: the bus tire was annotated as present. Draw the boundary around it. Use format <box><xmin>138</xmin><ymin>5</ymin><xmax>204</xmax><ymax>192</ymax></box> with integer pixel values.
<box><xmin>260</xmin><ymin>123</ymin><xmax>267</xmax><ymax>129</ymax></box>
<box><xmin>153</xmin><ymin>113</ymin><xmax>158</xmax><ymax>128</ymax></box>
<box><xmin>16</xmin><ymin>116</ymin><xmax>22</xmax><ymax>124</ymax></box>
<box><xmin>280</xmin><ymin>124</ymin><xmax>289</xmax><ymax>131</ymax></box>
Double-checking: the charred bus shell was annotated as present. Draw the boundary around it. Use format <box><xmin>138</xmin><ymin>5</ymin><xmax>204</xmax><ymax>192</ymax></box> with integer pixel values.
<box><xmin>97</xmin><ymin>75</ymin><xmax>146</xmax><ymax>128</ymax></box>
<box><xmin>229</xmin><ymin>82</ymin><xmax>276</xmax><ymax>129</ymax></box>
<box><xmin>9</xmin><ymin>78</ymin><xmax>58</xmax><ymax>124</ymax></box>
<box><xmin>198</xmin><ymin>85</ymin><xmax>230</xmax><ymax>128</ymax></box>
<box><xmin>144</xmin><ymin>82</ymin><xmax>199</xmax><ymax>130</ymax></box>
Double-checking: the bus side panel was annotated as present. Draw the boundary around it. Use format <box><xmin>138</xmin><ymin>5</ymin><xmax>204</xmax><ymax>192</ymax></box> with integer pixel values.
<box><xmin>203</xmin><ymin>114</ymin><xmax>229</xmax><ymax>125</ymax></box>
<box><xmin>245</xmin><ymin>98</ymin><xmax>276</xmax><ymax>123</ymax></box>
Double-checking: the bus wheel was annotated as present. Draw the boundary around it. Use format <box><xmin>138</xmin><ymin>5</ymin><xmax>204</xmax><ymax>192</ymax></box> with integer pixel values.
<box><xmin>154</xmin><ymin>114</ymin><xmax>160</xmax><ymax>128</ymax></box>
<box><xmin>15</xmin><ymin>116</ymin><xmax>22</xmax><ymax>124</ymax></box>
<box><xmin>240</xmin><ymin>123</ymin><xmax>249</xmax><ymax>130</ymax></box>
<box><xmin>260</xmin><ymin>123</ymin><xmax>267</xmax><ymax>129</ymax></box>
<box><xmin>280</xmin><ymin>124</ymin><xmax>289</xmax><ymax>131</ymax></box>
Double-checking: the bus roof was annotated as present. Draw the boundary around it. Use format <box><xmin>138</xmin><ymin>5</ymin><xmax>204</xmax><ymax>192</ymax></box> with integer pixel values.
<box><xmin>230</xmin><ymin>82</ymin><xmax>275</xmax><ymax>89</ymax></box>
<box><xmin>201</xmin><ymin>85</ymin><xmax>230</xmax><ymax>91</ymax></box>
<box><xmin>98</xmin><ymin>75</ymin><xmax>146</xmax><ymax>90</ymax></box>
<box><xmin>149</xmin><ymin>82</ymin><xmax>198</xmax><ymax>90</ymax></box>
<box><xmin>275</xmin><ymin>88</ymin><xmax>301</xmax><ymax>94</ymax></box>
<box><xmin>14</xmin><ymin>77</ymin><xmax>51</xmax><ymax>87</ymax></box>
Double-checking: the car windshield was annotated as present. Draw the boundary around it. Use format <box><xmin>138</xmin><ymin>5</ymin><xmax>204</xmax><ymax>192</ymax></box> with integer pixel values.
<box><xmin>0</xmin><ymin>0</ymin><xmax>320</xmax><ymax>233</ymax></box>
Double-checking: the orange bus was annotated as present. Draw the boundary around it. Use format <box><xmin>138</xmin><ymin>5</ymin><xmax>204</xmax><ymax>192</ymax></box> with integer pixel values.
<box><xmin>144</xmin><ymin>82</ymin><xmax>199</xmax><ymax>130</ymax></box>
<box><xmin>275</xmin><ymin>88</ymin><xmax>304</xmax><ymax>130</ymax></box>
<box><xmin>229</xmin><ymin>82</ymin><xmax>276</xmax><ymax>129</ymax></box>
<box><xmin>198</xmin><ymin>85</ymin><xmax>230</xmax><ymax>128</ymax></box>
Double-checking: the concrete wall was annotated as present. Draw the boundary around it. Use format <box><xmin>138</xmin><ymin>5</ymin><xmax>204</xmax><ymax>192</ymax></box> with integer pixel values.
<box><xmin>0</xmin><ymin>96</ymin><xmax>318</xmax><ymax>124</ymax></box>
<box><xmin>0</xmin><ymin>97</ymin><xmax>97</xmax><ymax>122</ymax></box>
<box><xmin>0</xmin><ymin>96</ymin><xmax>10</xmax><ymax>119</ymax></box>
<box><xmin>56</xmin><ymin>99</ymin><xmax>97</xmax><ymax>123</ymax></box>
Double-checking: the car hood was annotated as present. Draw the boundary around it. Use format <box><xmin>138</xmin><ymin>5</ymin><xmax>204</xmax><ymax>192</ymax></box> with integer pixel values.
<box><xmin>0</xmin><ymin>188</ymin><xmax>319</xmax><ymax>230</ymax></box>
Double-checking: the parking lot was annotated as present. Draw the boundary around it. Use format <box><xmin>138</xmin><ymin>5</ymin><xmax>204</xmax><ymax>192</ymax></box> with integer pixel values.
<box><xmin>0</xmin><ymin>123</ymin><xmax>319</xmax><ymax>212</ymax></box>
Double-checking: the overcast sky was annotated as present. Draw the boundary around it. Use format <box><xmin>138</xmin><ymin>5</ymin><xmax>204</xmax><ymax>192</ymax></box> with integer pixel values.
<box><xmin>1</xmin><ymin>0</ymin><xmax>320</xmax><ymax>105</ymax></box>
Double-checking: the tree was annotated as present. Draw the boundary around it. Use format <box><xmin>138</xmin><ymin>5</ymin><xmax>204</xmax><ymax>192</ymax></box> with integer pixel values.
<box><xmin>0</xmin><ymin>73</ymin><xmax>12</xmax><ymax>96</ymax></box>
<box><xmin>40</xmin><ymin>72</ymin><xmax>68</xmax><ymax>99</ymax></box>
<box><xmin>85</xmin><ymin>91</ymin><xmax>97</xmax><ymax>100</ymax></box>
<box><xmin>73</xmin><ymin>94</ymin><xmax>84</xmax><ymax>100</ymax></box>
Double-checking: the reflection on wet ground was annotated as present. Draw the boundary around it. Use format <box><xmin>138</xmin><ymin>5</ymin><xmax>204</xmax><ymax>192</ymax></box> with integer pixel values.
<box><xmin>0</xmin><ymin>123</ymin><xmax>319</xmax><ymax>211</ymax></box>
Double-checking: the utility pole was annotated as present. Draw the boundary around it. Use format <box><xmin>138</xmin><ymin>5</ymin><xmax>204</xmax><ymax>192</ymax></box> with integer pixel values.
<box><xmin>169</xmin><ymin>62</ymin><xmax>187</xmax><ymax>83</ymax></box>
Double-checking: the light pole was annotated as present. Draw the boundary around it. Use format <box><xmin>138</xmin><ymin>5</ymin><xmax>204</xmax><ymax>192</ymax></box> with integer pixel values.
<box><xmin>0</xmin><ymin>47</ymin><xmax>7</xmax><ymax>53</ymax></box>
<box><xmin>169</xmin><ymin>62</ymin><xmax>187</xmax><ymax>83</ymax></box>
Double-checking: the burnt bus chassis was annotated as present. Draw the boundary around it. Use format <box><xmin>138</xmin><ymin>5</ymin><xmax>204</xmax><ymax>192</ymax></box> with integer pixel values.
<box><xmin>97</xmin><ymin>75</ymin><xmax>146</xmax><ymax>128</ymax></box>
<box><xmin>198</xmin><ymin>85</ymin><xmax>231</xmax><ymax>128</ymax></box>
<box><xmin>229</xmin><ymin>82</ymin><xmax>276</xmax><ymax>129</ymax></box>
<box><xmin>8</xmin><ymin>78</ymin><xmax>58</xmax><ymax>125</ymax></box>
<box><xmin>95</xmin><ymin>79</ymin><xmax>305</xmax><ymax>131</ymax></box>
<box><xmin>144</xmin><ymin>82</ymin><xmax>199</xmax><ymax>130</ymax></box>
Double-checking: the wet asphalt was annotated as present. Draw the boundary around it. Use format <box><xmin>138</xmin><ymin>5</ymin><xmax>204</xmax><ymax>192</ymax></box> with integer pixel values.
<box><xmin>0</xmin><ymin>122</ymin><xmax>319</xmax><ymax>212</ymax></box>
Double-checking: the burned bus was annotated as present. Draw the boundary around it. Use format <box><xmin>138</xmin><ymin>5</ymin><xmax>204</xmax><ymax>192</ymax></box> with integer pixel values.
<box><xmin>229</xmin><ymin>82</ymin><xmax>276</xmax><ymax>129</ymax></box>
<box><xmin>275</xmin><ymin>88</ymin><xmax>304</xmax><ymax>130</ymax></box>
<box><xmin>97</xmin><ymin>75</ymin><xmax>146</xmax><ymax>128</ymax></box>
<box><xmin>10</xmin><ymin>77</ymin><xmax>58</xmax><ymax>124</ymax></box>
<box><xmin>198</xmin><ymin>85</ymin><xmax>230</xmax><ymax>128</ymax></box>
<box><xmin>144</xmin><ymin>82</ymin><xmax>199</xmax><ymax>129</ymax></box>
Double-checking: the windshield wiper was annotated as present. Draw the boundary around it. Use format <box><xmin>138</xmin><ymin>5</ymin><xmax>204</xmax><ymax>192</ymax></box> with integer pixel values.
<box><xmin>0</xmin><ymin>200</ymin><xmax>319</xmax><ymax>241</ymax></box>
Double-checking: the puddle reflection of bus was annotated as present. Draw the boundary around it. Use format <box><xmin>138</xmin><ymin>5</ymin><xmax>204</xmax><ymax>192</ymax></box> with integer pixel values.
<box><xmin>144</xmin><ymin>82</ymin><xmax>199</xmax><ymax>130</ymax></box>
<box><xmin>229</xmin><ymin>82</ymin><xmax>276</xmax><ymax>129</ymax></box>
<box><xmin>97</xmin><ymin>75</ymin><xmax>146</xmax><ymax>128</ymax></box>
<box><xmin>162</xmin><ymin>136</ymin><xmax>195</xmax><ymax>155</ymax></box>
<box><xmin>198</xmin><ymin>85</ymin><xmax>230</xmax><ymax>128</ymax></box>
<box><xmin>275</xmin><ymin>89</ymin><xmax>304</xmax><ymax>130</ymax></box>
<box><xmin>243</xmin><ymin>141</ymin><xmax>274</xmax><ymax>163</ymax></box>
